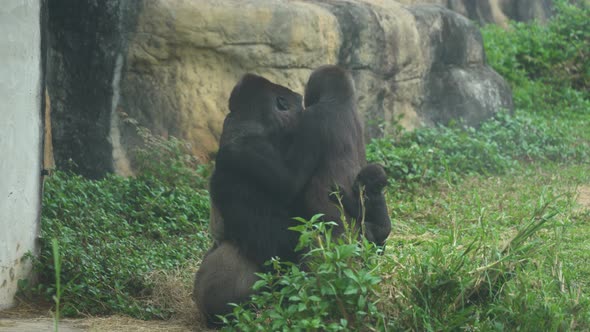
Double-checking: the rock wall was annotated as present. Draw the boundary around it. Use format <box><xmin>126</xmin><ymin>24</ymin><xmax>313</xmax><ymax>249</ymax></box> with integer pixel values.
<box><xmin>0</xmin><ymin>0</ymin><xmax>45</xmax><ymax>310</ymax></box>
<box><xmin>402</xmin><ymin>0</ymin><xmax>554</xmax><ymax>27</ymax></box>
<box><xmin>119</xmin><ymin>0</ymin><xmax>341</xmax><ymax>164</ymax></box>
<box><xmin>48</xmin><ymin>0</ymin><xmax>522</xmax><ymax>176</ymax></box>
<box><xmin>47</xmin><ymin>0</ymin><xmax>141</xmax><ymax>178</ymax></box>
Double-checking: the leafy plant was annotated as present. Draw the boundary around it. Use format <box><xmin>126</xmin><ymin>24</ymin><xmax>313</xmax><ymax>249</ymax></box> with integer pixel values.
<box><xmin>222</xmin><ymin>215</ymin><xmax>388</xmax><ymax>331</ymax></box>
<box><xmin>51</xmin><ymin>238</ymin><xmax>62</xmax><ymax>332</ymax></box>
<box><xmin>26</xmin><ymin>128</ymin><xmax>213</xmax><ymax>320</ymax></box>
<box><xmin>132</xmin><ymin>124</ymin><xmax>212</xmax><ymax>190</ymax></box>
<box><xmin>30</xmin><ymin>171</ymin><xmax>210</xmax><ymax>318</ymax></box>
<box><xmin>482</xmin><ymin>0</ymin><xmax>590</xmax><ymax>111</ymax></box>
<box><xmin>366</xmin><ymin>111</ymin><xmax>587</xmax><ymax>191</ymax></box>
<box><xmin>222</xmin><ymin>191</ymin><xmax>585</xmax><ymax>331</ymax></box>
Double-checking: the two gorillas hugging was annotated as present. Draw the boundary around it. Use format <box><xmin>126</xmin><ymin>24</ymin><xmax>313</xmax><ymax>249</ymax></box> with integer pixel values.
<box><xmin>194</xmin><ymin>65</ymin><xmax>392</xmax><ymax>325</ymax></box>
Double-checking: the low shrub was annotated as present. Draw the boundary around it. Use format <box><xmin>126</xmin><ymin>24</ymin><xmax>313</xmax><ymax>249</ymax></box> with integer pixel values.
<box><xmin>366</xmin><ymin>111</ymin><xmax>587</xmax><ymax>190</ymax></box>
<box><xmin>481</xmin><ymin>0</ymin><xmax>590</xmax><ymax>124</ymax></box>
<box><xmin>223</xmin><ymin>216</ymin><xmax>388</xmax><ymax>331</ymax></box>
<box><xmin>24</xmin><ymin>171</ymin><xmax>210</xmax><ymax>318</ymax></box>
<box><xmin>224</xmin><ymin>196</ymin><xmax>586</xmax><ymax>330</ymax></box>
<box><xmin>22</xmin><ymin>129</ymin><xmax>212</xmax><ymax>319</ymax></box>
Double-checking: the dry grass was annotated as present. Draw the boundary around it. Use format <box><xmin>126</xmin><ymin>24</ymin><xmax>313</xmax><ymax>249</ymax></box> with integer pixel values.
<box><xmin>0</xmin><ymin>259</ymin><xmax>215</xmax><ymax>331</ymax></box>
<box><xmin>576</xmin><ymin>185</ymin><xmax>590</xmax><ymax>210</ymax></box>
<box><xmin>145</xmin><ymin>261</ymin><xmax>201</xmax><ymax>325</ymax></box>
<box><xmin>141</xmin><ymin>258</ymin><xmax>218</xmax><ymax>331</ymax></box>
<box><xmin>84</xmin><ymin>315</ymin><xmax>196</xmax><ymax>332</ymax></box>
<box><xmin>84</xmin><ymin>259</ymin><xmax>219</xmax><ymax>332</ymax></box>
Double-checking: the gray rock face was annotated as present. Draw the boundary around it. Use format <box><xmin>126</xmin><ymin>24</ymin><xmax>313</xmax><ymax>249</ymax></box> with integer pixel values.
<box><xmin>47</xmin><ymin>0</ymin><xmax>517</xmax><ymax>176</ymax></box>
<box><xmin>47</xmin><ymin>0</ymin><xmax>140</xmax><ymax>179</ymax></box>
<box><xmin>425</xmin><ymin>66</ymin><xmax>513</xmax><ymax>126</ymax></box>
<box><xmin>410</xmin><ymin>5</ymin><xmax>514</xmax><ymax>126</ymax></box>
<box><xmin>401</xmin><ymin>0</ymin><xmax>553</xmax><ymax>27</ymax></box>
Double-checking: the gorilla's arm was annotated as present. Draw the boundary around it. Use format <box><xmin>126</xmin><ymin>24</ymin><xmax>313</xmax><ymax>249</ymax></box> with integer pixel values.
<box><xmin>221</xmin><ymin>203</ymin><xmax>301</xmax><ymax>266</ymax></box>
<box><xmin>335</xmin><ymin>190</ymin><xmax>361</xmax><ymax>220</ymax></box>
<box><xmin>329</xmin><ymin>183</ymin><xmax>362</xmax><ymax>221</ymax></box>
<box><xmin>216</xmin><ymin>136</ymin><xmax>309</xmax><ymax>201</ymax></box>
<box><xmin>283</xmin><ymin>106</ymin><xmax>330</xmax><ymax>182</ymax></box>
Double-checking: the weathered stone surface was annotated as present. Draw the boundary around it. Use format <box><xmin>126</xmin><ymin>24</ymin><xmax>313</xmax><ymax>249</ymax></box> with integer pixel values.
<box><xmin>47</xmin><ymin>0</ymin><xmax>516</xmax><ymax>175</ymax></box>
<box><xmin>47</xmin><ymin>0</ymin><xmax>141</xmax><ymax>179</ymax></box>
<box><xmin>410</xmin><ymin>5</ymin><xmax>513</xmax><ymax>125</ymax></box>
<box><xmin>400</xmin><ymin>0</ymin><xmax>554</xmax><ymax>27</ymax></box>
<box><xmin>119</xmin><ymin>0</ymin><xmax>340</xmax><ymax>163</ymax></box>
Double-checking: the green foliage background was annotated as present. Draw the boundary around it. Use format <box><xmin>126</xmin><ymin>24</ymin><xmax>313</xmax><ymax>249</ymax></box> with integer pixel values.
<box><xmin>23</xmin><ymin>135</ymin><xmax>212</xmax><ymax>318</ymax></box>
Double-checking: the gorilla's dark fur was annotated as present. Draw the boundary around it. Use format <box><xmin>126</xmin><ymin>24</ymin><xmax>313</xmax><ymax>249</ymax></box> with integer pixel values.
<box><xmin>336</xmin><ymin>163</ymin><xmax>391</xmax><ymax>247</ymax></box>
<box><xmin>209</xmin><ymin>74</ymin><xmax>307</xmax><ymax>266</ymax></box>
<box><xmin>286</xmin><ymin>66</ymin><xmax>390</xmax><ymax>246</ymax></box>
<box><xmin>195</xmin><ymin>67</ymin><xmax>391</xmax><ymax>325</ymax></box>
<box><xmin>195</xmin><ymin>74</ymin><xmax>308</xmax><ymax>324</ymax></box>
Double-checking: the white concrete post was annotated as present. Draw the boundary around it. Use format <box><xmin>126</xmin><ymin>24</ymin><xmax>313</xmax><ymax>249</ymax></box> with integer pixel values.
<box><xmin>0</xmin><ymin>0</ymin><xmax>44</xmax><ymax>309</ymax></box>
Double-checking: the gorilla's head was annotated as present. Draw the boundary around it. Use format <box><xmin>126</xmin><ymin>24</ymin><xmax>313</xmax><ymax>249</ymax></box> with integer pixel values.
<box><xmin>228</xmin><ymin>74</ymin><xmax>303</xmax><ymax>134</ymax></box>
<box><xmin>304</xmin><ymin>65</ymin><xmax>355</xmax><ymax>107</ymax></box>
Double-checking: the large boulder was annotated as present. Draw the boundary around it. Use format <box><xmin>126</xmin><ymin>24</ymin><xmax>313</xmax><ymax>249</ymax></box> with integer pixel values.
<box><xmin>119</xmin><ymin>0</ymin><xmax>341</xmax><ymax>166</ymax></box>
<box><xmin>48</xmin><ymin>0</ymin><xmax>515</xmax><ymax>177</ymax></box>
<box><xmin>401</xmin><ymin>0</ymin><xmax>553</xmax><ymax>27</ymax></box>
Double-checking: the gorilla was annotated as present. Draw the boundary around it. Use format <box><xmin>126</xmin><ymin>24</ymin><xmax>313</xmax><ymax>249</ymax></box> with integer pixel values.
<box><xmin>207</xmin><ymin>73</ymin><xmax>308</xmax><ymax>267</ymax></box>
<box><xmin>195</xmin><ymin>67</ymin><xmax>391</xmax><ymax>325</ymax></box>
<box><xmin>286</xmin><ymin>65</ymin><xmax>391</xmax><ymax>245</ymax></box>
<box><xmin>334</xmin><ymin>163</ymin><xmax>391</xmax><ymax>247</ymax></box>
<box><xmin>195</xmin><ymin>74</ymin><xmax>309</xmax><ymax>325</ymax></box>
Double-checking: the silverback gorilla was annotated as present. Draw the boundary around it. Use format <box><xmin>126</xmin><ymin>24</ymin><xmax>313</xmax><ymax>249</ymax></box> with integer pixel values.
<box><xmin>194</xmin><ymin>66</ymin><xmax>391</xmax><ymax>325</ymax></box>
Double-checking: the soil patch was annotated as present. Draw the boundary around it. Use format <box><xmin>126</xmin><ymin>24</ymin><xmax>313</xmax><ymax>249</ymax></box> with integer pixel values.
<box><xmin>0</xmin><ymin>304</ymin><xmax>208</xmax><ymax>332</ymax></box>
<box><xmin>577</xmin><ymin>185</ymin><xmax>590</xmax><ymax>210</ymax></box>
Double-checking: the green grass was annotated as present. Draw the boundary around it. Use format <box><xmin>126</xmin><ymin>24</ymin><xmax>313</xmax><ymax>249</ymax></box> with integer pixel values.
<box><xmin>26</xmin><ymin>171</ymin><xmax>211</xmax><ymax>319</ymax></box>
<box><xmin>19</xmin><ymin>130</ymin><xmax>213</xmax><ymax>319</ymax></box>
<box><xmin>224</xmin><ymin>163</ymin><xmax>590</xmax><ymax>331</ymax></box>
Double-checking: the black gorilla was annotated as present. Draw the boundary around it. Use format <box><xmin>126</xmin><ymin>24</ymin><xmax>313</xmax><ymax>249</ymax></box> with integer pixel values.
<box><xmin>209</xmin><ymin>74</ymin><xmax>308</xmax><ymax>266</ymax></box>
<box><xmin>195</xmin><ymin>74</ymin><xmax>310</xmax><ymax>323</ymax></box>
<box><xmin>286</xmin><ymin>65</ymin><xmax>391</xmax><ymax>245</ymax></box>
<box><xmin>195</xmin><ymin>68</ymin><xmax>391</xmax><ymax>324</ymax></box>
<box><xmin>336</xmin><ymin>163</ymin><xmax>391</xmax><ymax>247</ymax></box>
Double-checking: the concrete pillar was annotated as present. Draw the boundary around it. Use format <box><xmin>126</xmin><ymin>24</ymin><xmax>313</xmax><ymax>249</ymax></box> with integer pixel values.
<box><xmin>0</xmin><ymin>0</ymin><xmax>44</xmax><ymax>309</ymax></box>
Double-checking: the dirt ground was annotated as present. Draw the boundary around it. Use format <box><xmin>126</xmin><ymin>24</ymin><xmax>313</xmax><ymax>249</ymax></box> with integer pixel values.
<box><xmin>577</xmin><ymin>185</ymin><xmax>590</xmax><ymax>210</ymax></box>
<box><xmin>0</xmin><ymin>304</ymin><xmax>208</xmax><ymax>332</ymax></box>
<box><xmin>0</xmin><ymin>317</ymin><xmax>197</xmax><ymax>332</ymax></box>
